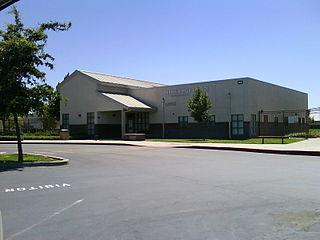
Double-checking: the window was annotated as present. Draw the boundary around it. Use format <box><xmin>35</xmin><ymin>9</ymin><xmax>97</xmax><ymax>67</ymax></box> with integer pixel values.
<box><xmin>127</xmin><ymin>112</ymin><xmax>149</xmax><ymax>133</ymax></box>
<box><xmin>62</xmin><ymin>113</ymin><xmax>69</xmax><ymax>129</ymax></box>
<box><xmin>232</xmin><ymin>114</ymin><xmax>244</xmax><ymax>135</ymax></box>
<box><xmin>274</xmin><ymin>116</ymin><xmax>279</xmax><ymax>126</ymax></box>
<box><xmin>178</xmin><ymin>116</ymin><xmax>188</xmax><ymax>127</ymax></box>
<box><xmin>264</xmin><ymin>115</ymin><xmax>269</xmax><ymax>123</ymax></box>
<box><xmin>134</xmin><ymin>112</ymin><xmax>149</xmax><ymax>132</ymax></box>
<box><xmin>87</xmin><ymin>112</ymin><xmax>95</xmax><ymax>136</ymax></box>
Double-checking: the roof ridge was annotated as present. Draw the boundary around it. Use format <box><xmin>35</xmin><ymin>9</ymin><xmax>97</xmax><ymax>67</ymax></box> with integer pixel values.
<box><xmin>78</xmin><ymin>70</ymin><xmax>165</xmax><ymax>86</ymax></box>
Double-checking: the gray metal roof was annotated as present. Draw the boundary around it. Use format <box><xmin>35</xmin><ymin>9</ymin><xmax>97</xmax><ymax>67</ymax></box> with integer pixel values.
<box><xmin>102</xmin><ymin>93</ymin><xmax>153</xmax><ymax>110</ymax></box>
<box><xmin>80</xmin><ymin>70</ymin><xmax>165</xmax><ymax>88</ymax></box>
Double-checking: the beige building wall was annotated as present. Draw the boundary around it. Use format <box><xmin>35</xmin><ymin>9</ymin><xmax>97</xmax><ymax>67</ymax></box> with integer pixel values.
<box><xmin>128</xmin><ymin>78</ymin><xmax>249</xmax><ymax>124</ymax></box>
<box><xmin>58</xmin><ymin>71</ymin><xmax>124</xmax><ymax>125</ymax></box>
<box><xmin>58</xmin><ymin>71</ymin><xmax>308</xmax><ymax>136</ymax></box>
<box><xmin>129</xmin><ymin>78</ymin><xmax>307</xmax><ymax>124</ymax></box>
<box><xmin>246</xmin><ymin>79</ymin><xmax>307</xmax><ymax>113</ymax></box>
<box><xmin>97</xmin><ymin>111</ymin><xmax>121</xmax><ymax>124</ymax></box>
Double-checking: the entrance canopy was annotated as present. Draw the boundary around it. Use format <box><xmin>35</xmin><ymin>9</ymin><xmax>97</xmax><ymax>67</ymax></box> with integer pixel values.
<box><xmin>101</xmin><ymin>93</ymin><xmax>154</xmax><ymax>111</ymax></box>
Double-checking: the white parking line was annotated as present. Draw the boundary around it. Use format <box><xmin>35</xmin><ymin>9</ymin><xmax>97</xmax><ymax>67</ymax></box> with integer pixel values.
<box><xmin>5</xmin><ymin>199</ymin><xmax>83</xmax><ymax>240</ymax></box>
<box><xmin>0</xmin><ymin>209</ymin><xmax>3</xmax><ymax>240</ymax></box>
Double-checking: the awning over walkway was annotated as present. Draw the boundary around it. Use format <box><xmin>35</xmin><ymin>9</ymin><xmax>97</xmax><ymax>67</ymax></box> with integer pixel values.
<box><xmin>101</xmin><ymin>93</ymin><xmax>154</xmax><ymax>111</ymax></box>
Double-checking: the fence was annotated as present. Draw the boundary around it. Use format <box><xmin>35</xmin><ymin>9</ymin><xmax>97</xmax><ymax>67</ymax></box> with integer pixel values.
<box><xmin>309</xmin><ymin>107</ymin><xmax>320</xmax><ymax>129</ymax></box>
<box><xmin>258</xmin><ymin>109</ymin><xmax>308</xmax><ymax>136</ymax></box>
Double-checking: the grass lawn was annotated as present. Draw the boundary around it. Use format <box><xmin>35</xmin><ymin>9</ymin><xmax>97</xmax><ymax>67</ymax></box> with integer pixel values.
<box><xmin>0</xmin><ymin>154</ymin><xmax>59</xmax><ymax>163</ymax></box>
<box><xmin>147</xmin><ymin>138</ymin><xmax>304</xmax><ymax>144</ymax></box>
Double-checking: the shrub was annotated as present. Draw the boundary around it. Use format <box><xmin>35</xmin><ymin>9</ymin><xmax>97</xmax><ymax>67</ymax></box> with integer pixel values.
<box><xmin>23</xmin><ymin>131</ymin><xmax>59</xmax><ymax>136</ymax></box>
<box><xmin>0</xmin><ymin>135</ymin><xmax>60</xmax><ymax>140</ymax></box>
<box><xmin>286</xmin><ymin>129</ymin><xmax>320</xmax><ymax>138</ymax></box>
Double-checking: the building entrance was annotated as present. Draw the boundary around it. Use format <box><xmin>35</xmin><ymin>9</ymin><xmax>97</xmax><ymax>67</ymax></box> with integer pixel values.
<box><xmin>126</xmin><ymin>112</ymin><xmax>149</xmax><ymax>133</ymax></box>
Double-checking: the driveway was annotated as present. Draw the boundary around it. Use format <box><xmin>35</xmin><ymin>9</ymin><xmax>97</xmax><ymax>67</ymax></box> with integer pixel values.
<box><xmin>1</xmin><ymin>144</ymin><xmax>320</xmax><ymax>240</ymax></box>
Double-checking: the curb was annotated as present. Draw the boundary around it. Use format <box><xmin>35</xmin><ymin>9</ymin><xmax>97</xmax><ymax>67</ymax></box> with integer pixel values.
<box><xmin>0</xmin><ymin>154</ymin><xmax>69</xmax><ymax>170</ymax></box>
<box><xmin>0</xmin><ymin>141</ymin><xmax>319</xmax><ymax>157</ymax></box>
<box><xmin>0</xmin><ymin>141</ymin><xmax>140</xmax><ymax>147</ymax></box>
<box><xmin>175</xmin><ymin>146</ymin><xmax>320</xmax><ymax>156</ymax></box>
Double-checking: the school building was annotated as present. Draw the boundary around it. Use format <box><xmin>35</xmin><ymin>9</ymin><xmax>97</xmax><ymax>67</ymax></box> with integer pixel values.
<box><xmin>57</xmin><ymin>70</ymin><xmax>308</xmax><ymax>139</ymax></box>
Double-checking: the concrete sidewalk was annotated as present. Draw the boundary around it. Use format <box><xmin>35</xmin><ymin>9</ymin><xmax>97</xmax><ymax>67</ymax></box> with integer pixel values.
<box><xmin>1</xmin><ymin>138</ymin><xmax>320</xmax><ymax>156</ymax></box>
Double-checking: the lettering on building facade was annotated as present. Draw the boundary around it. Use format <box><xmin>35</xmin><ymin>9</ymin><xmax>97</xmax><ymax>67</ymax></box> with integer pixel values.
<box><xmin>167</xmin><ymin>86</ymin><xmax>209</xmax><ymax>96</ymax></box>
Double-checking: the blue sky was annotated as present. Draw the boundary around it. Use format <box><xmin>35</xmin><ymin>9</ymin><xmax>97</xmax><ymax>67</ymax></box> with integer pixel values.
<box><xmin>0</xmin><ymin>0</ymin><xmax>319</xmax><ymax>108</ymax></box>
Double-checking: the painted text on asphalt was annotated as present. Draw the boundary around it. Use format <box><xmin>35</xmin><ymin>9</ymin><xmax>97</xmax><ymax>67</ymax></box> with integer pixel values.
<box><xmin>4</xmin><ymin>183</ymin><xmax>71</xmax><ymax>193</ymax></box>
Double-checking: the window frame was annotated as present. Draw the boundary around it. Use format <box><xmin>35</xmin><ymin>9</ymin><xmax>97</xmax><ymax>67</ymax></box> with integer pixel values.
<box><xmin>178</xmin><ymin>116</ymin><xmax>188</xmax><ymax>128</ymax></box>
<box><xmin>231</xmin><ymin>114</ymin><xmax>244</xmax><ymax>136</ymax></box>
<box><xmin>62</xmin><ymin>113</ymin><xmax>69</xmax><ymax>129</ymax></box>
<box><xmin>134</xmin><ymin>112</ymin><xmax>149</xmax><ymax>132</ymax></box>
<box><xmin>87</xmin><ymin>112</ymin><xmax>95</xmax><ymax>136</ymax></box>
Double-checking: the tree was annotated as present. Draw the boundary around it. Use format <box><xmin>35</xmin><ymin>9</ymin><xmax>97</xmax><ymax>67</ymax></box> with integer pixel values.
<box><xmin>0</xmin><ymin>94</ymin><xmax>9</xmax><ymax>134</ymax></box>
<box><xmin>0</xmin><ymin>7</ymin><xmax>71</xmax><ymax>161</ymax></box>
<box><xmin>187</xmin><ymin>88</ymin><xmax>212</xmax><ymax>123</ymax></box>
<box><xmin>36</xmin><ymin>86</ymin><xmax>62</xmax><ymax>131</ymax></box>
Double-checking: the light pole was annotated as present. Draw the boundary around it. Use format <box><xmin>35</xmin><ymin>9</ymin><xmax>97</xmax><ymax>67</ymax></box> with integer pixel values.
<box><xmin>162</xmin><ymin>97</ymin><xmax>165</xmax><ymax>139</ymax></box>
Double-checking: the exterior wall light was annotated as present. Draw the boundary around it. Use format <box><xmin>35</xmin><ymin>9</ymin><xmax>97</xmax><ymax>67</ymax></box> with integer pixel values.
<box><xmin>237</xmin><ymin>80</ymin><xmax>243</xmax><ymax>85</ymax></box>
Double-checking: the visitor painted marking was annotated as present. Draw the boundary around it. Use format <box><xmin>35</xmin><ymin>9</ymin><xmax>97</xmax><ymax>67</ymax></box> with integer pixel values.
<box><xmin>3</xmin><ymin>183</ymin><xmax>71</xmax><ymax>193</ymax></box>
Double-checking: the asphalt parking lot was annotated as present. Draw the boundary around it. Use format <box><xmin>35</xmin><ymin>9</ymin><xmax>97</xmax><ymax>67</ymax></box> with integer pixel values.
<box><xmin>1</xmin><ymin>144</ymin><xmax>320</xmax><ymax>240</ymax></box>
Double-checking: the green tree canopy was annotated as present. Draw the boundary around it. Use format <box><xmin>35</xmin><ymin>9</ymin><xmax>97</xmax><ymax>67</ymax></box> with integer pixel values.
<box><xmin>36</xmin><ymin>86</ymin><xmax>62</xmax><ymax>130</ymax></box>
<box><xmin>187</xmin><ymin>88</ymin><xmax>212</xmax><ymax>123</ymax></box>
<box><xmin>0</xmin><ymin>6</ymin><xmax>71</xmax><ymax>161</ymax></box>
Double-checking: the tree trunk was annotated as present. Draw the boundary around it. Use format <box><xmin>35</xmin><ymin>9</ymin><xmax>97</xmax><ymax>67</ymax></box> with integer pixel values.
<box><xmin>13</xmin><ymin>113</ymin><xmax>23</xmax><ymax>162</ymax></box>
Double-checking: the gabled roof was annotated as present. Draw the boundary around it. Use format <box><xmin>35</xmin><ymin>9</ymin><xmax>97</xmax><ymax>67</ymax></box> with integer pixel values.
<box><xmin>80</xmin><ymin>70</ymin><xmax>165</xmax><ymax>88</ymax></box>
<box><xmin>101</xmin><ymin>93</ymin><xmax>154</xmax><ymax>110</ymax></box>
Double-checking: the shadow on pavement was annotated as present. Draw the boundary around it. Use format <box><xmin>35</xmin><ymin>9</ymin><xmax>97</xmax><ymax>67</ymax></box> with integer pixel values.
<box><xmin>0</xmin><ymin>165</ymin><xmax>24</xmax><ymax>172</ymax></box>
